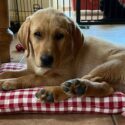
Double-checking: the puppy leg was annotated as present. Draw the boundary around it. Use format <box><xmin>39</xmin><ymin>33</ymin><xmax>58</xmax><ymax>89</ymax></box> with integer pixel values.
<box><xmin>82</xmin><ymin>59</ymin><xmax>125</xmax><ymax>84</ymax></box>
<box><xmin>61</xmin><ymin>79</ymin><xmax>114</xmax><ymax>97</ymax></box>
<box><xmin>61</xmin><ymin>59</ymin><xmax>125</xmax><ymax>97</ymax></box>
<box><xmin>0</xmin><ymin>71</ymin><xmax>71</xmax><ymax>90</ymax></box>
<box><xmin>0</xmin><ymin>74</ymin><xmax>37</xmax><ymax>90</ymax></box>
<box><xmin>0</xmin><ymin>69</ymin><xmax>29</xmax><ymax>79</ymax></box>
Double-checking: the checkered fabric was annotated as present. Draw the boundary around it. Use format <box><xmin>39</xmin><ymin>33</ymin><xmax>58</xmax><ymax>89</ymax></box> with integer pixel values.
<box><xmin>0</xmin><ymin>63</ymin><xmax>125</xmax><ymax>114</ymax></box>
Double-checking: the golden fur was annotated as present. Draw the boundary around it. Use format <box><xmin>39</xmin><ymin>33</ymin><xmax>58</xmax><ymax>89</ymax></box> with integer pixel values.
<box><xmin>0</xmin><ymin>8</ymin><xmax>125</xmax><ymax>102</ymax></box>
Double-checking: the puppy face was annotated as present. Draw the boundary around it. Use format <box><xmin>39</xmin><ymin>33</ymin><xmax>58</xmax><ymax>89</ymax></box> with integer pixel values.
<box><xmin>30</xmin><ymin>9</ymin><xmax>72</xmax><ymax>68</ymax></box>
<box><xmin>18</xmin><ymin>8</ymin><xmax>83</xmax><ymax>73</ymax></box>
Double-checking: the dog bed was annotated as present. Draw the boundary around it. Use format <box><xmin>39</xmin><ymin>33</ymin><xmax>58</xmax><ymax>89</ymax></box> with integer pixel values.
<box><xmin>0</xmin><ymin>63</ymin><xmax>125</xmax><ymax>115</ymax></box>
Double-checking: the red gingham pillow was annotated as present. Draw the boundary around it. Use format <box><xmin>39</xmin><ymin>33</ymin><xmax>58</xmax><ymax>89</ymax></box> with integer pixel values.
<box><xmin>0</xmin><ymin>63</ymin><xmax>125</xmax><ymax>114</ymax></box>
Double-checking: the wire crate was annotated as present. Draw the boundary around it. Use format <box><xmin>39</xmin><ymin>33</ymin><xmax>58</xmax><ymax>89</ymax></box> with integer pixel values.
<box><xmin>76</xmin><ymin>0</ymin><xmax>125</xmax><ymax>25</ymax></box>
<box><xmin>9</xmin><ymin>0</ymin><xmax>125</xmax><ymax>33</ymax></box>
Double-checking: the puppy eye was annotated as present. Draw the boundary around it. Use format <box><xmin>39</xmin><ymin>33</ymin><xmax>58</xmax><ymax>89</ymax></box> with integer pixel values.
<box><xmin>54</xmin><ymin>33</ymin><xmax>64</xmax><ymax>40</ymax></box>
<box><xmin>34</xmin><ymin>32</ymin><xmax>42</xmax><ymax>38</ymax></box>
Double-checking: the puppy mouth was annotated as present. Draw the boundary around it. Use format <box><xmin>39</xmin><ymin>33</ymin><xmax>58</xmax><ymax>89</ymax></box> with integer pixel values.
<box><xmin>36</xmin><ymin>65</ymin><xmax>51</xmax><ymax>69</ymax></box>
<box><xmin>35</xmin><ymin>65</ymin><xmax>51</xmax><ymax>75</ymax></box>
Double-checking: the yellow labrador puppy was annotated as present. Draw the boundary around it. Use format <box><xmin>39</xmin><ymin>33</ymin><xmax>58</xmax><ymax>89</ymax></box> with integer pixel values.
<box><xmin>0</xmin><ymin>8</ymin><xmax>125</xmax><ymax>102</ymax></box>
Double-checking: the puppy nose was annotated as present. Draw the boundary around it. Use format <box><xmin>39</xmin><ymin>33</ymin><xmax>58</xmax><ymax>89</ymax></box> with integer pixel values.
<box><xmin>41</xmin><ymin>55</ymin><xmax>54</xmax><ymax>67</ymax></box>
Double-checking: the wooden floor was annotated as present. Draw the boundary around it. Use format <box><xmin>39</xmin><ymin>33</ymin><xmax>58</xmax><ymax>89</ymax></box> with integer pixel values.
<box><xmin>0</xmin><ymin>114</ymin><xmax>124</xmax><ymax>125</ymax></box>
<box><xmin>2</xmin><ymin>25</ymin><xmax>124</xmax><ymax>125</ymax></box>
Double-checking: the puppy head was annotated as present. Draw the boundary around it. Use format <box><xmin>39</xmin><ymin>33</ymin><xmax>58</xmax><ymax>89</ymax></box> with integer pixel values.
<box><xmin>18</xmin><ymin>8</ymin><xmax>84</xmax><ymax>71</ymax></box>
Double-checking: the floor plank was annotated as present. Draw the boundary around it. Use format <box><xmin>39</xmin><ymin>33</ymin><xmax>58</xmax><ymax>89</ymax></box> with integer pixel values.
<box><xmin>113</xmin><ymin>114</ymin><xmax>125</xmax><ymax>125</ymax></box>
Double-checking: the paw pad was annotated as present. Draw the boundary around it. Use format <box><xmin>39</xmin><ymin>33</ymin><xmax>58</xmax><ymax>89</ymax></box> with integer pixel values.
<box><xmin>35</xmin><ymin>89</ymin><xmax>54</xmax><ymax>103</ymax></box>
<box><xmin>62</xmin><ymin>79</ymin><xmax>87</xmax><ymax>96</ymax></box>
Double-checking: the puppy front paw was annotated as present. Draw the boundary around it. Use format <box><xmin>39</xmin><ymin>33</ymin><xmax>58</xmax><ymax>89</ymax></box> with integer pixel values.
<box><xmin>35</xmin><ymin>86</ymin><xmax>69</xmax><ymax>103</ymax></box>
<box><xmin>0</xmin><ymin>80</ymin><xmax>17</xmax><ymax>91</ymax></box>
<box><xmin>61</xmin><ymin>79</ymin><xmax>87</xmax><ymax>96</ymax></box>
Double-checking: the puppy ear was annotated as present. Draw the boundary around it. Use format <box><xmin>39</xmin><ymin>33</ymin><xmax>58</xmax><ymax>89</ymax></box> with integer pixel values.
<box><xmin>70</xmin><ymin>21</ymin><xmax>84</xmax><ymax>57</ymax></box>
<box><xmin>17</xmin><ymin>17</ymin><xmax>31</xmax><ymax>56</ymax></box>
